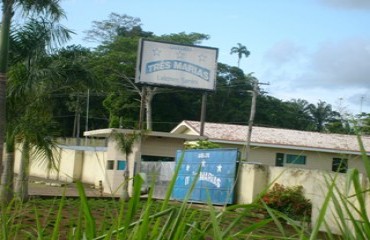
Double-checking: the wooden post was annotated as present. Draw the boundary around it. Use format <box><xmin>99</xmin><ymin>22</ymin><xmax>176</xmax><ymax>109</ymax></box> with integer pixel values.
<box><xmin>200</xmin><ymin>92</ymin><xmax>207</xmax><ymax>136</ymax></box>
<box><xmin>245</xmin><ymin>80</ymin><xmax>258</xmax><ymax>161</ymax></box>
<box><xmin>138</xmin><ymin>87</ymin><xmax>147</xmax><ymax>130</ymax></box>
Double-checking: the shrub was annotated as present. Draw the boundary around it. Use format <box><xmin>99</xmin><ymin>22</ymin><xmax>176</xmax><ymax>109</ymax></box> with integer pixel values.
<box><xmin>184</xmin><ymin>140</ymin><xmax>221</xmax><ymax>149</ymax></box>
<box><xmin>261</xmin><ymin>183</ymin><xmax>312</xmax><ymax>221</ymax></box>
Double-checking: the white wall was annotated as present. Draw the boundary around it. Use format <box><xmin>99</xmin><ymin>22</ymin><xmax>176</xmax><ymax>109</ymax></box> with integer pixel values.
<box><xmin>80</xmin><ymin>150</ymin><xmax>106</xmax><ymax>186</ymax></box>
<box><xmin>237</xmin><ymin>163</ymin><xmax>370</xmax><ymax>235</ymax></box>
<box><xmin>14</xmin><ymin>145</ymin><xmax>107</xmax><ymax>185</ymax></box>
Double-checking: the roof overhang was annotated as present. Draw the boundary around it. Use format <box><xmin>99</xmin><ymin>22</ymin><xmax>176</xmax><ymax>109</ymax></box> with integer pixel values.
<box><xmin>210</xmin><ymin>139</ymin><xmax>370</xmax><ymax>156</ymax></box>
<box><xmin>84</xmin><ymin>128</ymin><xmax>206</xmax><ymax>141</ymax></box>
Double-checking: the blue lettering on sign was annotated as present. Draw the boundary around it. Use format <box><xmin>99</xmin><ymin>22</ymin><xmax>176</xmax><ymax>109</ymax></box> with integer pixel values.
<box><xmin>145</xmin><ymin>60</ymin><xmax>210</xmax><ymax>81</ymax></box>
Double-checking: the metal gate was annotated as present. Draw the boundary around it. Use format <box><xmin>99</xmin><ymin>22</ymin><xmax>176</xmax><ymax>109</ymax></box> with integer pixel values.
<box><xmin>171</xmin><ymin>148</ymin><xmax>239</xmax><ymax>205</ymax></box>
<box><xmin>140</xmin><ymin>161</ymin><xmax>175</xmax><ymax>199</ymax></box>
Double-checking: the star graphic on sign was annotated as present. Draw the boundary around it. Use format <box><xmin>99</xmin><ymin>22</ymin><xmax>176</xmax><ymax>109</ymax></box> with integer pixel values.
<box><xmin>198</xmin><ymin>54</ymin><xmax>207</xmax><ymax>63</ymax></box>
<box><xmin>201</xmin><ymin>160</ymin><xmax>206</xmax><ymax>167</ymax></box>
<box><xmin>176</xmin><ymin>51</ymin><xmax>186</xmax><ymax>59</ymax></box>
<box><xmin>217</xmin><ymin>164</ymin><xmax>222</xmax><ymax>173</ymax></box>
<box><xmin>152</xmin><ymin>48</ymin><xmax>161</xmax><ymax>56</ymax></box>
<box><xmin>186</xmin><ymin>164</ymin><xmax>190</xmax><ymax>171</ymax></box>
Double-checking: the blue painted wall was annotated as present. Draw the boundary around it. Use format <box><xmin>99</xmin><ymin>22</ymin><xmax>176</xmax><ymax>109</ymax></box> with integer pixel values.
<box><xmin>172</xmin><ymin>148</ymin><xmax>239</xmax><ymax>205</ymax></box>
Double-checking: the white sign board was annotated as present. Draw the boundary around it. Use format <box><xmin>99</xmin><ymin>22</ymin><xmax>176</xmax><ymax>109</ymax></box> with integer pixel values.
<box><xmin>136</xmin><ymin>39</ymin><xmax>218</xmax><ymax>91</ymax></box>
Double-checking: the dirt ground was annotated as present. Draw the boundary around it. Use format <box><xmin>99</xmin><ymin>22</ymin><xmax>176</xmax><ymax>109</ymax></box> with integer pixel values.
<box><xmin>28</xmin><ymin>176</ymin><xmax>111</xmax><ymax>198</ymax></box>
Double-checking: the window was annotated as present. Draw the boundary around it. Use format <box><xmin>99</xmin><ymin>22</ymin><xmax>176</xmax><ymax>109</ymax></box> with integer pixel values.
<box><xmin>117</xmin><ymin>160</ymin><xmax>126</xmax><ymax>170</ymax></box>
<box><xmin>286</xmin><ymin>154</ymin><xmax>306</xmax><ymax>165</ymax></box>
<box><xmin>142</xmin><ymin>155</ymin><xmax>175</xmax><ymax>162</ymax></box>
<box><xmin>275</xmin><ymin>153</ymin><xmax>284</xmax><ymax>167</ymax></box>
<box><xmin>107</xmin><ymin>160</ymin><xmax>114</xmax><ymax>170</ymax></box>
<box><xmin>332</xmin><ymin>158</ymin><xmax>348</xmax><ymax>173</ymax></box>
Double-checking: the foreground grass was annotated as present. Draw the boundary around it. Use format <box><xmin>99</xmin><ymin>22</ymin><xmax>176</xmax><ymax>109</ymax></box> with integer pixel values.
<box><xmin>2</xmin><ymin>196</ymin><xmax>312</xmax><ymax>240</ymax></box>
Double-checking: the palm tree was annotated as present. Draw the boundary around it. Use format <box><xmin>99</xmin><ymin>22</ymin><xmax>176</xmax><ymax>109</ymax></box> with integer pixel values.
<box><xmin>0</xmin><ymin>0</ymin><xmax>65</xmax><ymax>168</ymax></box>
<box><xmin>308</xmin><ymin>100</ymin><xmax>340</xmax><ymax>132</ymax></box>
<box><xmin>113</xmin><ymin>131</ymin><xmax>140</xmax><ymax>201</ymax></box>
<box><xmin>286</xmin><ymin>99</ymin><xmax>314</xmax><ymax>130</ymax></box>
<box><xmin>0</xmin><ymin>13</ymin><xmax>70</xmax><ymax>203</ymax></box>
<box><xmin>230</xmin><ymin>43</ymin><xmax>250</xmax><ymax>68</ymax></box>
<box><xmin>10</xmin><ymin>19</ymin><xmax>70</xmax><ymax>202</ymax></box>
<box><xmin>12</xmin><ymin>103</ymin><xmax>60</xmax><ymax>201</ymax></box>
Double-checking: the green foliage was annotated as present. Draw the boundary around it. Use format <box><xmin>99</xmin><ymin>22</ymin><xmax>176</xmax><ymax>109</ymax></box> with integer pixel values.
<box><xmin>153</xmin><ymin>32</ymin><xmax>209</xmax><ymax>44</ymax></box>
<box><xmin>261</xmin><ymin>183</ymin><xmax>312</xmax><ymax>221</ymax></box>
<box><xmin>84</xmin><ymin>12</ymin><xmax>147</xmax><ymax>44</ymax></box>
<box><xmin>185</xmin><ymin>140</ymin><xmax>221</xmax><ymax>149</ymax></box>
<box><xmin>356</xmin><ymin>112</ymin><xmax>370</xmax><ymax>135</ymax></box>
<box><xmin>308</xmin><ymin>100</ymin><xmax>341</xmax><ymax>132</ymax></box>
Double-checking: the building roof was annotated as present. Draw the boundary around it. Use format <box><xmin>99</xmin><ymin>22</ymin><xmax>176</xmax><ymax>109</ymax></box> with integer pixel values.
<box><xmin>84</xmin><ymin>128</ymin><xmax>204</xmax><ymax>141</ymax></box>
<box><xmin>171</xmin><ymin>120</ymin><xmax>370</xmax><ymax>155</ymax></box>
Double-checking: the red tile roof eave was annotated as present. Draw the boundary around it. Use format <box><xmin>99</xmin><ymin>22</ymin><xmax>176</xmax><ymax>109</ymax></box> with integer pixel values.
<box><xmin>210</xmin><ymin>138</ymin><xmax>368</xmax><ymax>156</ymax></box>
<box><xmin>181</xmin><ymin>120</ymin><xmax>370</xmax><ymax>155</ymax></box>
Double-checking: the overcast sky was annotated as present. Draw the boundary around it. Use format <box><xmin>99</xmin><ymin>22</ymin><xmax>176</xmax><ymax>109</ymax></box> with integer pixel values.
<box><xmin>50</xmin><ymin>1</ymin><xmax>370</xmax><ymax>115</ymax></box>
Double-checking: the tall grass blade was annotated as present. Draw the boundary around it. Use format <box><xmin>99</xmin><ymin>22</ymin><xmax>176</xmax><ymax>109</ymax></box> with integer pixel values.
<box><xmin>51</xmin><ymin>193</ymin><xmax>66</xmax><ymax>240</ymax></box>
<box><xmin>0</xmin><ymin>199</ymin><xmax>19</xmax><ymax>240</ymax></box>
<box><xmin>73</xmin><ymin>205</ymin><xmax>84</xmax><ymax>240</ymax></box>
<box><xmin>120</xmin><ymin>174</ymin><xmax>143</xmax><ymax>239</ymax></box>
<box><xmin>206</xmin><ymin>192</ymin><xmax>222</xmax><ymax>240</ymax></box>
<box><xmin>76</xmin><ymin>181</ymin><xmax>96</xmax><ymax>239</ymax></box>
<box><xmin>309</xmin><ymin>174</ymin><xmax>337</xmax><ymax>240</ymax></box>
<box><xmin>348</xmin><ymin>169</ymin><xmax>370</xmax><ymax>237</ymax></box>
<box><xmin>357</xmin><ymin>135</ymin><xmax>370</xmax><ymax>181</ymax></box>
<box><xmin>136</xmin><ymin>180</ymin><xmax>155</xmax><ymax>240</ymax></box>
<box><xmin>33</xmin><ymin>206</ymin><xmax>44</xmax><ymax>240</ymax></box>
<box><xmin>232</xmin><ymin>218</ymin><xmax>273</xmax><ymax>238</ymax></box>
<box><xmin>263</xmin><ymin>203</ymin><xmax>287</xmax><ymax>238</ymax></box>
<box><xmin>155</xmin><ymin>208</ymin><xmax>177</xmax><ymax>240</ymax></box>
<box><xmin>331</xmin><ymin>169</ymin><xmax>370</xmax><ymax>239</ymax></box>
<box><xmin>222</xmin><ymin>203</ymin><xmax>262</xmax><ymax>237</ymax></box>
<box><xmin>151</xmin><ymin>151</ymin><xmax>185</xmax><ymax>238</ymax></box>
<box><xmin>168</xmin><ymin>166</ymin><xmax>201</xmax><ymax>240</ymax></box>
<box><xmin>93</xmin><ymin>207</ymin><xmax>175</xmax><ymax>240</ymax></box>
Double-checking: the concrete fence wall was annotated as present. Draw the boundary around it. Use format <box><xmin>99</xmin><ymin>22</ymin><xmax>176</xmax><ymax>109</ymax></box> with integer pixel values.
<box><xmin>14</xmin><ymin>145</ymin><xmax>107</xmax><ymax>186</ymax></box>
<box><xmin>236</xmin><ymin>163</ymin><xmax>370</xmax><ymax>235</ymax></box>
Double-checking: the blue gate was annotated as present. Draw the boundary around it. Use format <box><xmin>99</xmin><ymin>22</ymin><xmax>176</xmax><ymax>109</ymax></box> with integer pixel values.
<box><xmin>172</xmin><ymin>148</ymin><xmax>239</xmax><ymax>205</ymax></box>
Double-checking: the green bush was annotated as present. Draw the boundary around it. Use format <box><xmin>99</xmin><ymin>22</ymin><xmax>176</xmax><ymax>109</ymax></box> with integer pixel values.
<box><xmin>261</xmin><ymin>183</ymin><xmax>312</xmax><ymax>221</ymax></box>
<box><xmin>184</xmin><ymin>140</ymin><xmax>221</xmax><ymax>149</ymax></box>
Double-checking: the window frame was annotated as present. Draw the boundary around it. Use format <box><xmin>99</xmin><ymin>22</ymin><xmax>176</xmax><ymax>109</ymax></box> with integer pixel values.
<box><xmin>285</xmin><ymin>154</ymin><xmax>306</xmax><ymax>165</ymax></box>
<box><xmin>332</xmin><ymin>158</ymin><xmax>348</xmax><ymax>173</ymax></box>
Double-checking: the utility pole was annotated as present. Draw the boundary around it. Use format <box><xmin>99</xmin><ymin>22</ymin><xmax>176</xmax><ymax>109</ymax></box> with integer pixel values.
<box><xmin>245</xmin><ymin>79</ymin><xmax>269</xmax><ymax>161</ymax></box>
<box><xmin>84</xmin><ymin>89</ymin><xmax>90</xmax><ymax>145</ymax></box>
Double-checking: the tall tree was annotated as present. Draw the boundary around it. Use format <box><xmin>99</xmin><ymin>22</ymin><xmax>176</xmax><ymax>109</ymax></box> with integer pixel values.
<box><xmin>84</xmin><ymin>12</ymin><xmax>146</xmax><ymax>44</ymax></box>
<box><xmin>308</xmin><ymin>100</ymin><xmax>340</xmax><ymax>132</ymax></box>
<box><xmin>0</xmin><ymin>0</ymin><xmax>65</xmax><ymax>175</ymax></box>
<box><xmin>284</xmin><ymin>99</ymin><xmax>314</xmax><ymax>130</ymax></box>
<box><xmin>356</xmin><ymin>113</ymin><xmax>370</xmax><ymax>135</ymax></box>
<box><xmin>7</xmin><ymin>18</ymin><xmax>70</xmax><ymax>201</ymax></box>
<box><xmin>207</xmin><ymin>64</ymin><xmax>253</xmax><ymax>124</ymax></box>
<box><xmin>230</xmin><ymin>43</ymin><xmax>250</xmax><ymax>68</ymax></box>
<box><xmin>49</xmin><ymin>45</ymin><xmax>98</xmax><ymax>138</ymax></box>
<box><xmin>0</xmin><ymin>0</ymin><xmax>68</xmax><ymax>203</ymax></box>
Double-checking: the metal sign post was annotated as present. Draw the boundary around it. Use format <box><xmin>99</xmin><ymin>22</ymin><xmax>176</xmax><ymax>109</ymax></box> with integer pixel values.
<box><xmin>200</xmin><ymin>92</ymin><xmax>207</xmax><ymax>136</ymax></box>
